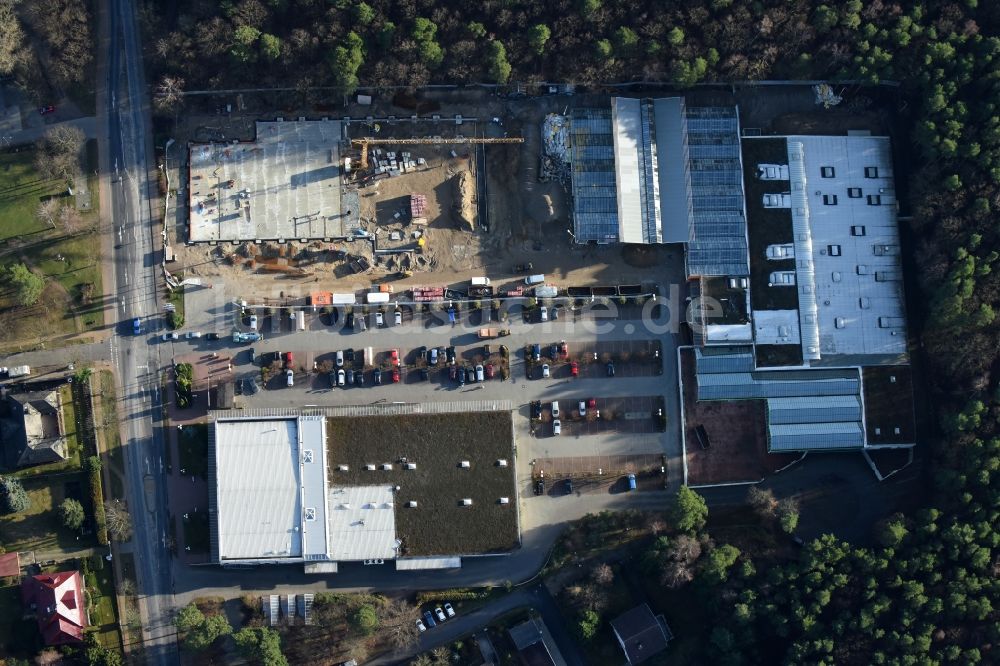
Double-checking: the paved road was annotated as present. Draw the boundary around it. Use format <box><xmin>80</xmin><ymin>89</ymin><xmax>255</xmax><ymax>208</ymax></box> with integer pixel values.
<box><xmin>103</xmin><ymin>0</ymin><xmax>177</xmax><ymax>661</ymax></box>
<box><xmin>4</xmin><ymin>116</ymin><xmax>98</xmax><ymax>146</ymax></box>
<box><xmin>366</xmin><ymin>583</ymin><xmax>585</xmax><ymax>666</ymax></box>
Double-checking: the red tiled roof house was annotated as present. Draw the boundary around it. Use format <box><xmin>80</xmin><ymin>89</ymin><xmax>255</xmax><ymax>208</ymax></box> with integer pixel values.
<box><xmin>21</xmin><ymin>571</ymin><xmax>87</xmax><ymax>645</ymax></box>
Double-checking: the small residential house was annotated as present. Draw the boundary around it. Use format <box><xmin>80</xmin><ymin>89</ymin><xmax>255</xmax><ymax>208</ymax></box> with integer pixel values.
<box><xmin>0</xmin><ymin>389</ymin><xmax>69</xmax><ymax>468</ymax></box>
<box><xmin>508</xmin><ymin>617</ymin><xmax>566</xmax><ymax>666</ymax></box>
<box><xmin>21</xmin><ymin>571</ymin><xmax>87</xmax><ymax>645</ymax></box>
<box><xmin>610</xmin><ymin>604</ymin><xmax>673</xmax><ymax>665</ymax></box>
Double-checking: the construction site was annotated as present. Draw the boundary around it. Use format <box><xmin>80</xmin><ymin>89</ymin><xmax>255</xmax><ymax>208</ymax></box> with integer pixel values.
<box><xmin>165</xmin><ymin>95</ymin><xmax>681</xmax><ymax>293</ymax></box>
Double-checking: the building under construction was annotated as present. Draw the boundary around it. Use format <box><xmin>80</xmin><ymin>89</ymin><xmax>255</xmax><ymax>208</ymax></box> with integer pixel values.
<box><xmin>187</xmin><ymin>119</ymin><xmax>360</xmax><ymax>243</ymax></box>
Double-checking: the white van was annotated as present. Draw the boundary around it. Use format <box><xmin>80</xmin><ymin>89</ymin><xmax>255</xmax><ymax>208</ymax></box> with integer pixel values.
<box><xmin>525</xmin><ymin>274</ymin><xmax>545</xmax><ymax>285</ymax></box>
<box><xmin>470</xmin><ymin>276</ymin><xmax>491</xmax><ymax>286</ymax></box>
<box><xmin>364</xmin><ymin>346</ymin><xmax>374</xmax><ymax>367</ymax></box>
<box><xmin>297</xmin><ymin>310</ymin><xmax>306</xmax><ymax>331</ymax></box>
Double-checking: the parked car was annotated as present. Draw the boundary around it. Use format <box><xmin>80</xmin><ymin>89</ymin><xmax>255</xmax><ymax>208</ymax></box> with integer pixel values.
<box><xmin>336</xmin><ymin>350</ymin><xmax>344</xmax><ymax>367</ymax></box>
<box><xmin>541</xmin><ymin>364</ymin><xmax>550</xmax><ymax>378</ymax></box>
<box><xmin>579</xmin><ymin>400</ymin><xmax>587</xmax><ymax>417</ymax></box>
<box><xmin>530</xmin><ymin>401</ymin><xmax>542</xmax><ymax>419</ymax></box>
<box><xmin>540</xmin><ymin>306</ymin><xmax>548</xmax><ymax>322</ymax></box>
<box><xmin>375</xmin><ymin>311</ymin><xmax>385</xmax><ymax>327</ymax></box>
<box><xmin>475</xmin><ymin>364</ymin><xmax>484</xmax><ymax>382</ymax></box>
<box><xmin>394</xmin><ymin>310</ymin><xmax>402</xmax><ymax>325</ymax></box>
<box><xmin>356</xmin><ymin>370</ymin><xmax>365</xmax><ymax>386</ymax></box>
<box><xmin>565</xmin><ymin>478</ymin><xmax>574</xmax><ymax>494</ymax></box>
<box><xmin>553</xmin><ymin>419</ymin><xmax>561</xmax><ymax>436</ymax></box>
<box><xmin>559</xmin><ymin>341</ymin><xmax>569</xmax><ymax>358</ymax></box>
<box><xmin>186</xmin><ymin>331</ymin><xmax>202</xmax><ymax>339</ymax></box>
<box><xmin>444</xmin><ymin>603</ymin><xmax>455</xmax><ymax>618</ymax></box>
<box><xmin>285</xmin><ymin>369</ymin><xmax>294</xmax><ymax>387</ymax></box>
<box><xmin>532</xmin><ymin>344</ymin><xmax>541</xmax><ymax>361</ymax></box>
<box><xmin>337</xmin><ymin>369</ymin><xmax>346</xmax><ymax>387</ymax></box>
<box><xmin>551</xmin><ymin>401</ymin><xmax>560</xmax><ymax>418</ymax></box>
<box><xmin>434</xmin><ymin>607</ymin><xmax>447</xmax><ymax>623</ymax></box>
<box><xmin>206</xmin><ymin>332</ymin><xmax>220</xmax><ymax>341</ymax></box>
<box><xmin>416</xmin><ymin>619</ymin><xmax>427</xmax><ymax>633</ymax></box>
<box><xmin>513</xmin><ymin>262</ymin><xmax>533</xmax><ymax>272</ymax></box>
<box><xmin>570</xmin><ymin>361</ymin><xmax>579</xmax><ymax>377</ymax></box>
<box><xmin>392</xmin><ymin>369</ymin><xmax>400</xmax><ymax>383</ymax></box>
<box><xmin>449</xmin><ymin>366</ymin><xmax>458</xmax><ymax>381</ymax></box>
<box><xmin>446</xmin><ymin>346</ymin><xmax>456</xmax><ymax>365</ymax></box>
<box><xmin>534</xmin><ymin>479</ymin><xmax>545</xmax><ymax>495</ymax></box>
<box><xmin>588</xmin><ymin>397</ymin><xmax>597</xmax><ymax>410</ymax></box>
<box><xmin>465</xmin><ymin>366</ymin><xmax>475</xmax><ymax>383</ymax></box>
<box><xmin>161</xmin><ymin>332</ymin><xmax>179</xmax><ymax>341</ymax></box>
<box><xmin>249</xmin><ymin>314</ymin><xmax>258</xmax><ymax>330</ymax></box>
<box><xmin>346</xmin><ymin>369</ymin><xmax>355</xmax><ymax>385</ymax></box>
<box><xmin>458</xmin><ymin>367</ymin><xmax>466</xmax><ymax>386</ymax></box>
<box><xmin>132</xmin><ymin>318</ymin><xmax>141</xmax><ymax>335</ymax></box>
<box><xmin>419</xmin><ymin>368</ymin><xmax>430</xmax><ymax>381</ymax></box>
<box><xmin>284</xmin><ymin>352</ymin><xmax>294</xmax><ymax>368</ymax></box>
<box><xmin>628</xmin><ymin>473</ymin><xmax>637</xmax><ymax>491</ymax></box>
<box><xmin>485</xmin><ymin>363</ymin><xmax>494</xmax><ymax>379</ymax></box>
<box><xmin>38</xmin><ymin>105</ymin><xmax>55</xmax><ymax>115</ymax></box>
<box><xmin>390</xmin><ymin>349</ymin><xmax>400</xmax><ymax>367</ymax></box>
<box><xmin>429</xmin><ymin>347</ymin><xmax>439</xmax><ymax>365</ymax></box>
<box><xmin>422</xmin><ymin>611</ymin><xmax>436</xmax><ymax>628</ymax></box>
<box><xmin>374</xmin><ymin>369</ymin><xmax>382</xmax><ymax>385</ymax></box>
<box><xmin>607</xmin><ymin>361</ymin><xmax>615</xmax><ymax>377</ymax></box>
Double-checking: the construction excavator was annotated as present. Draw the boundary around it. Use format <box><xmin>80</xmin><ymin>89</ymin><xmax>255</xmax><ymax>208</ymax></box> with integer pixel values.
<box><xmin>350</xmin><ymin>136</ymin><xmax>524</xmax><ymax>170</ymax></box>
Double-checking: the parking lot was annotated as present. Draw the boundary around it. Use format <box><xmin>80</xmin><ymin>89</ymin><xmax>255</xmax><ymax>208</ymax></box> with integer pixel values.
<box><xmin>530</xmin><ymin>395</ymin><xmax>666</xmax><ymax>437</ymax></box>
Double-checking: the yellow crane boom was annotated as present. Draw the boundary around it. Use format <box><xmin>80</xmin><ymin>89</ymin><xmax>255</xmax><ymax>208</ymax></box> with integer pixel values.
<box><xmin>351</xmin><ymin>136</ymin><xmax>524</xmax><ymax>169</ymax></box>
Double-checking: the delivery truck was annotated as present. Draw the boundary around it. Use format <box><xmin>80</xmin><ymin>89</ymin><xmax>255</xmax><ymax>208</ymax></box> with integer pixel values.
<box><xmin>478</xmin><ymin>328</ymin><xmax>510</xmax><ymax>339</ymax></box>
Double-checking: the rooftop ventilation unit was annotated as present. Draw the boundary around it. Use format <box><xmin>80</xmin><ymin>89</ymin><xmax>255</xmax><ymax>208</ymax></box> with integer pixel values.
<box><xmin>460</xmin><ymin>461</ymin><xmax>471</xmax><ymax>469</ymax></box>
<box><xmin>365</xmin><ymin>464</ymin><xmax>376</xmax><ymax>471</ymax></box>
<box><xmin>382</xmin><ymin>463</ymin><xmax>393</xmax><ymax>471</ymax></box>
<box><xmin>497</xmin><ymin>459</ymin><xmax>508</xmax><ymax>467</ymax></box>
<box><xmin>302</xmin><ymin>450</ymin><xmax>314</xmax><ymax>463</ymax></box>
<box><xmin>304</xmin><ymin>508</ymin><xmax>316</xmax><ymax>521</ymax></box>
<box><xmin>407</xmin><ymin>501</ymin><xmax>418</xmax><ymax>508</ymax></box>
<box><xmin>461</xmin><ymin>498</ymin><xmax>473</xmax><ymax>506</ymax></box>
<box><xmin>338</xmin><ymin>464</ymin><xmax>349</xmax><ymax>472</ymax></box>
<box><xmin>405</xmin><ymin>463</ymin><xmax>417</xmax><ymax>470</ymax></box>
<box><xmin>499</xmin><ymin>497</ymin><xmax>510</xmax><ymax>505</ymax></box>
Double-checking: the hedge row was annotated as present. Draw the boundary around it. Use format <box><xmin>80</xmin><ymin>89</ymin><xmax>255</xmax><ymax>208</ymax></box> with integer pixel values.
<box><xmin>415</xmin><ymin>588</ymin><xmax>492</xmax><ymax>605</ymax></box>
<box><xmin>87</xmin><ymin>456</ymin><xmax>108</xmax><ymax>545</ymax></box>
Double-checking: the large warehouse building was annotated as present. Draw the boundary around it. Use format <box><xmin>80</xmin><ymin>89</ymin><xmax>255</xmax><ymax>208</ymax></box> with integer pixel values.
<box><xmin>208</xmin><ymin>403</ymin><xmax>519</xmax><ymax>571</ymax></box>
<box><xmin>563</xmin><ymin>95</ymin><xmax>917</xmax><ymax>455</ymax></box>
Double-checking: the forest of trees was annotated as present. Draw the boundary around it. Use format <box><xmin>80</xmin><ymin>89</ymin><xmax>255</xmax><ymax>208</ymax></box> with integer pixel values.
<box><xmin>147</xmin><ymin>1</ymin><xmax>999</xmax><ymax>663</ymax></box>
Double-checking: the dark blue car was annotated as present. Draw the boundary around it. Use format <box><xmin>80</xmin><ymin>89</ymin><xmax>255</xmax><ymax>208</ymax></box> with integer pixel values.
<box><xmin>132</xmin><ymin>318</ymin><xmax>141</xmax><ymax>335</ymax></box>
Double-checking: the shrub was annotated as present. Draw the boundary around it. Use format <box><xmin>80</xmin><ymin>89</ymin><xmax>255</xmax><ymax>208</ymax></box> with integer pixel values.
<box><xmin>168</xmin><ymin>311</ymin><xmax>184</xmax><ymax>329</ymax></box>
<box><xmin>59</xmin><ymin>498</ymin><xmax>86</xmax><ymax>530</ymax></box>
<box><xmin>0</xmin><ymin>476</ymin><xmax>30</xmax><ymax>513</ymax></box>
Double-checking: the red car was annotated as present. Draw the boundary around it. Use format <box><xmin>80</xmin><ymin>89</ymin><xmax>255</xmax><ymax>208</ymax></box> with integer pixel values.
<box><xmin>588</xmin><ymin>397</ymin><xmax>597</xmax><ymax>410</ymax></box>
<box><xmin>570</xmin><ymin>361</ymin><xmax>579</xmax><ymax>377</ymax></box>
<box><xmin>559</xmin><ymin>341</ymin><xmax>569</xmax><ymax>359</ymax></box>
<box><xmin>38</xmin><ymin>105</ymin><xmax>55</xmax><ymax>115</ymax></box>
<box><xmin>392</xmin><ymin>369</ymin><xmax>400</xmax><ymax>383</ymax></box>
<box><xmin>485</xmin><ymin>363</ymin><xmax>494</xmax><ymax>379</ymax></box>
<box><xmin>390</xmin><ymin>349</ymin><xmax>400</xmax><ymax>367</ymax></box>
<box><xmin>284</xmin><ymin>351</ymin><xmax>294</xmax><ymax>368</ymax></box>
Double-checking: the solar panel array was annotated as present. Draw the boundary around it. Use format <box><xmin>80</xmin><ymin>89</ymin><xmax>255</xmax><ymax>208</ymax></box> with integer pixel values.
<box><xmin>684</xmin><ymin>107</ymin><xmax>749</xmax><ymax>277</ymax></box>
<box><xmin>571</xmin><ymin>108</ymin><xmax>620</xmax><ymax>242</ymax></box>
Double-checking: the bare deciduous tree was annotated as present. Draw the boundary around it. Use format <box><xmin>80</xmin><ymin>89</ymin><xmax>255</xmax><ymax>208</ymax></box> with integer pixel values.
<box><xmin>36</xmin><ymin>199</ymin><xmax>60</xmax><ymax>229</ymax></box>
<box><xmin>105</xmin><ymin>501</ymin><xmax>134</xmax><ymax>541</ymax></box>
<box><xmin>591</xmin><ymin>563</ymin><xmax>614</xmax><ymax>586</ymax></box>
<box><xmin>0</xmin><ymin>0</ymin><xmax>25</xmax><ymax>76</ymax></box>
<box><xmin>378</xmin><ymin>597</ymin><xmax>421</xmax><ymax>649</ymax></box>
<box><xmin>747</xmin><ymin>486</ymin><xmax>778</xmax><ymax>518</ymax></box>
<box><xmin>660</xmin><ymin>559</ymin><xmax>694</xmax><ymax>588</ymax></box>
<box><xmin>669</xmin><ymin>534</ymin><xmax>703</xmax><ymax>564</ymax></box>
<box><xmin>35</xmin><ymin>125</ymin><xmax>85</xmax><ymax>184</ymax></box>
<box><xmin>58</xmin><ymin>205</ymin><xmax>89</xmax><ymax>234</ymax></box>
<box><xmin>154</xmin><ymin>74</ymin><xmax>186</xmax><ymax>113</ymax></box>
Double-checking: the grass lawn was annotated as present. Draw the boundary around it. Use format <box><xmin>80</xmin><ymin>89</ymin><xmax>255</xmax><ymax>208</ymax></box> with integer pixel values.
<box><xmin>183</xmin><ymin>511</ymin><xmax>210</xmax><ymax>553</ymax></box>
<box><xmin>84</xmin><ymin>560</ymin><xmax>122</xmax><ymax>651</ymax></box>
<box><xmin>0</xmin><ymin>145</ymin><xmax>104</xmax><ymax>347</ymax></box>
<box><xmin>326</xmin><ymin>413</ymin><xmax>518</xmax><ymax>557</ymax></box>
<box><xmin>98</xmin><ymin>370</ymin><xmax>126</xmax><ymax>498</ymax></box>
<box><xmin>0</xmin><ymin>474</ymin><xmax>92</xmax><ymax>553</ymax></box>
<box><xmin>0</xmin><ymin>149</ymin><xmax>64</xmax><ymax>240</ymax></box>
<box><xmin>0</xmin><ymin>583</ymin><xmax>40</xmax><ymax>658</ymax></box>
<box><xmin>10</xmin><ymin>384</ymin><xmax>83</xmax><ymax>480</ymax></box>
<box><xmin>178</xmin><ymin>423</ymin><xmax>208</xmax><ymax>479</ymax></box>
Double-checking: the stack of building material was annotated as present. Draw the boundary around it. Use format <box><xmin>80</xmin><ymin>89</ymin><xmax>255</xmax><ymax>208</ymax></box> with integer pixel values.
<box><xmin>410</xmin><ymin>194</ymin><xmax>428</xmax><ymax>226</ymax></box>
